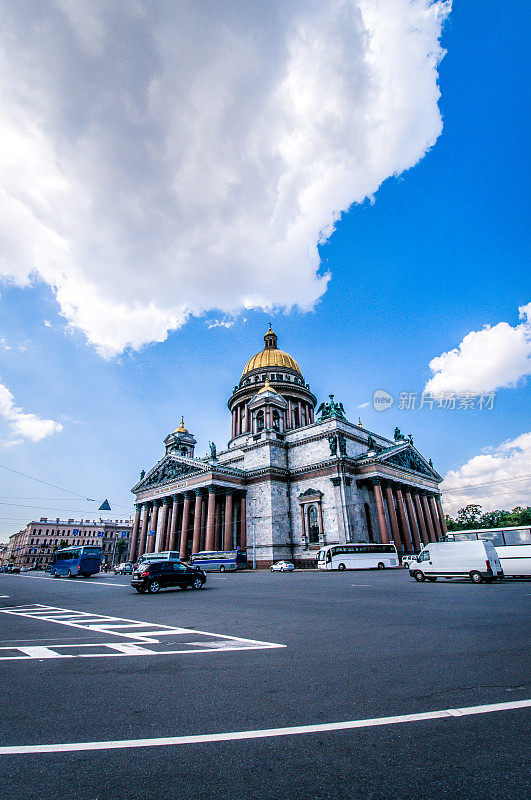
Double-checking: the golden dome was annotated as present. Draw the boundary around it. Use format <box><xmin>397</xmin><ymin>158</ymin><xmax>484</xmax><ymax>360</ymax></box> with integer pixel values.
<box><xmin>242</xmin><ymin>327</ymin><xmax>302</xmax><ymax>378</ymax></box>
<box><xmin>174</xmin><ymin>416</ymin><xmax>188</xmax><ymax>434</ymax></box>
<box><xmin>242</xmin><ymin>349</ymin><xmax>301</xmax><ymax>377</ymax></box>
<box><xmin>258</xmin><ymin>378</ymin><xmax>278</xmax><ymax>394</ymax></box>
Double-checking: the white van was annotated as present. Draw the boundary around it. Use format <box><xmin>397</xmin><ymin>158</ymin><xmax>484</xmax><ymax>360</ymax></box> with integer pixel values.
<box><xmin>409</xmin><ymin>541</ymin><xmax>503</xmax><ymax>583</ymax></box>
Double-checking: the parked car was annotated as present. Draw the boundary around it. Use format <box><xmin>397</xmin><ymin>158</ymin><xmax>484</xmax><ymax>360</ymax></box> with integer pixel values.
<box><xmin>8</xmin><ymin>566</ymin><xmax>21</xmax><ymax>574</ymax></box>
<box><xmin>270</xmin><ymin>560</ymin><xmax>295</xmax><ymax>572</ymax></box>
<box><xmin>401</xmin><ymin>554</ymin><xmax>418</xmax><ymax>569</ymax></box>
<box><xmin>409</xmin><ymin>541</ymin><xmax>503</xmax><ymax>583</ymax></box>
<box><xmin>131</xmin><ymin>560</ymin><xmax>206</xmax><ymax>594</ymax></box>
<box><xmin>114</xmin><ymin>562</ymin><xmax>134</xmax><ymax>575</ymax></box>
<box><xmin>21</xmin><ymin>566</ymin><xmax>32</xmax><ymax>572</ymax></box>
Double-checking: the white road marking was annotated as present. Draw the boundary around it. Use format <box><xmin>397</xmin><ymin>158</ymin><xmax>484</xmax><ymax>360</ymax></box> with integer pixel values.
<box><xmin>0</xmin><ymin>699</ymin><xmax>528</xmax><ymax>755</ymax></box>
<box><xmin>6</xmin><ymin>575</ymin><xmax>127</xmax><ymax>587</ymax></box>
<box><xmin>0</xmin><ymin>603</ymin><xmax>285</xmax><ymax>660</ymax></box>
<box><xmin>0</xmin><ymin>640</ymin><xmax>282</xmax><ymax>661</ymax></box>
<box><xmin>0</xmin><ymin>596</ymin><xmax>9</xmax><ymax>598</ymax></box>
<box><xmin>17</xmin><ymin>646</ymin><xmax>70</xmax><ymax>659</ymax></box>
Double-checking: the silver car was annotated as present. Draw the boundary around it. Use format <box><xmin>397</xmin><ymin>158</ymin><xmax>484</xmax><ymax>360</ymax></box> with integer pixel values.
<box><xmin>270</xmin><ymin>560</ymin><xmax>295</xmax><ymax>572</ymax></box>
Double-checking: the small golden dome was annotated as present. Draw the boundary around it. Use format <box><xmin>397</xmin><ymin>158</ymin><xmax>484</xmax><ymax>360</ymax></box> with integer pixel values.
<box><xmin>258</xmin><ymin>378</ymin><xmax>277</xmax><ymax>394</ymax></box>
<box><xmin>174</xmin><ymin>416</ymin><xmax>188</xmax><ymax>434</ymax></box>
<box><xmin>241</xmin><ymin>328</ymin><xmax>302</xmax><ymax>378</ymax></box>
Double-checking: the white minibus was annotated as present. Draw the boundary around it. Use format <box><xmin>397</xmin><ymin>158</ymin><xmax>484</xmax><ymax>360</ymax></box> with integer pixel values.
<box><xmin>317</xmin><ymin>543</ymin><xmax>399</xmax><ymax>570</ymax></box>
<box><xmin>445</xmin><ymin>526</ymin><xmax>531</xmax><ymax>577</ymax></box>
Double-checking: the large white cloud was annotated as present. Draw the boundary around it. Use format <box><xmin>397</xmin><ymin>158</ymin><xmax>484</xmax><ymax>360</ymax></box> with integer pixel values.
<box><xmin>0</xmin><ymin>382</ymin><xmax>63</xmax><ymax>445</ymax></box>
<box><xmin>425</xmin><ymin>303</ymin><xmax>531</xmax><ymax>395</ymax></box>
<box><xmin>0</xmin><ymin>0</ymin><xmax>450</xmax><ymax>357</ymax></box>
<box><xmin>441</xmin><ymin>432</ymin><xmax>531</xmax><ymax>516</ymax></box>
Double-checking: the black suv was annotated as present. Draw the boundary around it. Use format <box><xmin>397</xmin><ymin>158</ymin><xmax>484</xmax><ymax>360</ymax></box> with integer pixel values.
<box><xmin>131</xmin><ymin>560</ymin><xmax>206</xmax><ymax>594</ymax></box>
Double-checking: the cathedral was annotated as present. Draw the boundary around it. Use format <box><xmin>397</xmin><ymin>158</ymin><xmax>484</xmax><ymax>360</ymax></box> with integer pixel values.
<box><xmin>129</xmin><ymin>327</ymin><xmax>446</xmax><ymax>567</ymax></box>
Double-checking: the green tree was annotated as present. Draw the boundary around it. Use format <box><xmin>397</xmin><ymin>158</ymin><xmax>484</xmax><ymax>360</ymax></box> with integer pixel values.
<box><xmin>480</xmin><ymin>509</ymin><xmax>510</xmax><ymax>529</ymax></box>
<box><xmin>506</xmin><ymin>506</ymin><xmax>531</xmax><ymax>525</ymax></box>
<box><xmin>445</xmin><ymin>515</ymin><xmax>458</xmax><ymax>531</ymax></box>
<box><xmin>456</xmin><ymin>504</ymin><xmax>483</xmax><ymax>529</ymax></box>
<box><xmin>446</xmin><ymin>505</ymin><xmax>531</xmax><ymax>531</ymax></box>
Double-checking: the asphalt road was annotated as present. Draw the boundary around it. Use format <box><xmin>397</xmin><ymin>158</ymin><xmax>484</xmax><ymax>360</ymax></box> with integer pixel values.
<box><xmin>0</xmin><ymin>568</ymin><xmax>529</xmax><ymax>800</ymax></box>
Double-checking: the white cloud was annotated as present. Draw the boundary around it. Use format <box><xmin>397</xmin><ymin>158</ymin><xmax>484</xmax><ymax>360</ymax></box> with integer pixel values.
<box><xmin>0</xmin><ymin>382</ymin><xmax>63</xmax><ymax>444</ymax></box>
<box><xmin>43</xmin><ymin>320</ymin><xmax>52</xmax><ymax>327</ymax></box>
<box><xmin>425</xmin><ymin>303</ymin><xmax>531</xmax><ymax>395</ymax></box>
<box><xmin>206</xmin><ymin>317</ymin><xmax>237</xmax><ymax>330</ymax></box>
<box><xmin>0</xmin><ymin>0</ymin><xmax>450</xmax><ymax>357</ymax></box>
<box><xmin>441</xmin><ymin>432</ymin><xmax>531</xmax><ymax>516</ymax></box>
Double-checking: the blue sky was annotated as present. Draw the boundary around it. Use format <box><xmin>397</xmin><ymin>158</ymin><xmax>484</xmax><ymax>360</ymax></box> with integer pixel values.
<box><xmin>0</xmin><ymin>1</ymin><xmax>529</xmax><ymax>540</ymax></box>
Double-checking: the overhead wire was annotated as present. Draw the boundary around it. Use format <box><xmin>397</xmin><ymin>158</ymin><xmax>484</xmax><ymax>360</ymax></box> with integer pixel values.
<box><xmin>0</xmin><ymin>464</ymin><xmax>133</xmax><ymax>509</ymax></box>
<box><xmin>441</xmin><ymin>475</ymin><xmax>531</xmax><ymax>494</ymax></box>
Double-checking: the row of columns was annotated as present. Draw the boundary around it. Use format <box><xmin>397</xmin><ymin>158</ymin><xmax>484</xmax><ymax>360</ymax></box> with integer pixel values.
<box><xmin>231</xmin><ymin>399</ymin><xmax>314</xmax><ymax>437</ymax></box>
<box><xmin>370</xmin><ymin>479</ymin><xmax>446</xmax><ymax>554</ymax></box>
<box><xmin>129</xmin><ymin>488</ymin><xmax>246</xmax><ymax>563</ymax></box>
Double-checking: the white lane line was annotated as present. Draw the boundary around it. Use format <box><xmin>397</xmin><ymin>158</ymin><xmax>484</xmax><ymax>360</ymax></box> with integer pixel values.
<box><xmin>103</xmin><ymin>643</ymin><xmax>157</xmax><ymax>656</ymax></box>
<box><xmin>0</xmin><ymin>699</ymin><xmax>528</xmax><ymax>755</ymax></box>
<box><xmin>0</xmin><ymin>596</ymin><xmax>9</xmax><ymax>598</ymax></box>
<box><xmin>8</xmin><ymin>575</ymin><xmax>128</xmax><ymax>587</ymax></box>
<box><xmin>17</xmin><ymin>646</ymin><xmax>71</xmax><ymax>659</ymax></box>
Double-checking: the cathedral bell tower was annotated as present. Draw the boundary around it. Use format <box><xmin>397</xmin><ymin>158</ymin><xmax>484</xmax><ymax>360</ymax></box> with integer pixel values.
<box><xmin>163</xmin><ymin>417</ymin><xmax>197</xmax><ymax>457</ymax></box>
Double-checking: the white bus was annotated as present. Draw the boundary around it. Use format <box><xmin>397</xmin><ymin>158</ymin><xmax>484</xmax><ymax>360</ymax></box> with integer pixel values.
<box><xmin>317</xmin><ymin>543</ymin><xmax>399</xmax><ymax>571</ymax></box>
<box><xmin>136</xmin><ymin>551</ymin><xmax>181</xmax><ymax>566</ymax></box>
<box><xmin>445</xmin><ymin>526</ymin><xmax>531</xmax><ymax>577</ymax></box>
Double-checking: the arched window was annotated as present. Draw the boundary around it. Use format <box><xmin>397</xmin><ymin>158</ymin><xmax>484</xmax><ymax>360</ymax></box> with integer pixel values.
<box><xmin>256</xmin><ymin>410</ymin><xmax>264</xmax><ymax>431</ymax></box>
<box><xmin>308</xmin><ymin>505</ymin><xmax>320</xmax><ymax>543</ymax></box>
<box><xmin>272</xmin><ymin>409</ymin><xmax>280</xmax><ymax>430</ymax></box>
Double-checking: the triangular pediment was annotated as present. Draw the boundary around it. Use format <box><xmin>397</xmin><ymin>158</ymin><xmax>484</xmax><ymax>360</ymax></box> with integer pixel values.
<box><xmin>132</xmin><ymin>454</ymin><xmax>209</xmax><ymax>492</ymax></box>
<box><xmin>357</xmin><ymin>442</ymin><xmax>441</xmax><ymax>481</ymax></box>
<box><xmin>377</xmin><ymin>444</ymin><xmax>441</xmax><ymax>480</ymax></box>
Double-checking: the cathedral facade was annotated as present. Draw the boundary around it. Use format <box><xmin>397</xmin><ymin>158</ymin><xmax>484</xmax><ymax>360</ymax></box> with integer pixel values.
<box><xmin>129</xmin><ymin>328</ymin><xmax>446</xmax><ymax>567</ymax></box>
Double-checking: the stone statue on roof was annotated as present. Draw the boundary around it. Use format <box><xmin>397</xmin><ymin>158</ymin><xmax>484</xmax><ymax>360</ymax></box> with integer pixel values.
<box><xmin>317</xmin><ymin>395</ymin><xmax>347</xmax><ymax>422</ymax></box>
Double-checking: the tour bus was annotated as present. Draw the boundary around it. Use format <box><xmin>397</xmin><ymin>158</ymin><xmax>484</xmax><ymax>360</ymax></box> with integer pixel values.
<box><xmin>190</xmin><ymin>550</ymin><xmax>248</xmax><ymax>572</ymax></box>
<box><xmin>136</xmin><ymin>551</ymin><xmax>181</xmax><ymax>566</ymax></box>
<box><xmin>317</xmin><ymin>543</ymin><xmax>399</xmax><ymax>571</ymax></box>
<box><xmin>51</xmin><ymin>546</ymin><xmax>102</xmax><ymax>578</ymax></box>
<box><xmin>444</xmin><ymin>526</ymin><xmax>531</xmax><ymax>577</ymax></box>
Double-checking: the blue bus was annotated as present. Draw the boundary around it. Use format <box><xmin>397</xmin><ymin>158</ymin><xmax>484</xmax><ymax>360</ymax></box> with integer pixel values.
<box><xmin>190</xmin><ymin>549</ymin><xmax>248</xmax><ymax>572</ymax></box>
<box><xmin>51</xmin><ymin>546</ymin><xmax>103</xmax><ymax>578</ymax></box>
